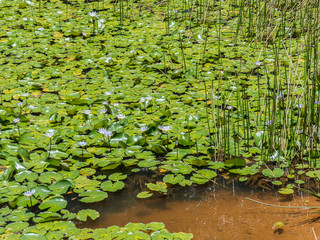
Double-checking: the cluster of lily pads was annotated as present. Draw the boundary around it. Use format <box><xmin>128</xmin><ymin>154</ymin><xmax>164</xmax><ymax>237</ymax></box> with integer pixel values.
<box><xmin>2</xmin><ymin>0</ymin><xmax>320</xmax><ymax>238</ymax></box>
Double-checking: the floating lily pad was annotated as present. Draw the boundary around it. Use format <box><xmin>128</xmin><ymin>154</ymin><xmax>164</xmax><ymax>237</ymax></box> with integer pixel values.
<box><xmin>39</xmin><ymin>195</ymin><xmax>68</xmax><ymax>212</ymax></box>
<box><xmin>262</xmin><ymin>168</ymin><xmax>284</xmax><ymax>178</ymax></box>
<box><xmin>79</xmin><ymin>190</ymin><xmax>108</xmax><ymax>203</ymax></box>
<box><xmin>146</xmin><ymin>182</ymin><xmax>167</xmax><ymax>193</ymax></box>
<box><xmin>101</xmin><ymin>181</ymin><xmax>125</xmax><ymax>192</ymax></box>
<box><xmin>15</xmin><ymin>170</ymin><xmax>38</xmax><ymax>182</ymax></box>
<box><xmin>76</xmin><ymin>209</ymin><xmax>100</xmax><ymax>221</ymax></box>
<box><xmin>6</xmin><ymin>222</ymin><xmax>29</xmax><ymax>232</ymax></box>
<box><xmin>278</xmin><ymin>188</ymin><xmax>294</xmax><ymax>195</ymax></box>
<box><xmin>137</xmin><ymin>191</ymin><xmax>153</xmax><ymax>199</ymax></box>
<box><xmin>163</xmin><ymin>174</ymin><xmax>185</xmax><ymax>185</ymax></box>
<box><xmin>108</xmin><ymin>173</ymin><xmax>127</xmax><ymax>181</ymax></box>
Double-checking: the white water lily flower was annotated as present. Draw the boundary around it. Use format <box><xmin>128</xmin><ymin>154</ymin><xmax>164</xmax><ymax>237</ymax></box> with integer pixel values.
<box><xmin>83</xmin><ymin>110</ymin><xmax>91</xmax><ymax>115</ymax></box>
<box><xmin>140</xmin><ymin>126</ymin><xmax>148</xmax><ymax>132</ymax></box>
<box><xmin>18</xmin><ymin>102</ymin><xmax>23</xmax><ymax>107</ymax></box>
<box><xmin>105</xmin><ymin>57</ymin><xmax>112</xmax><ymax>63</ymax></box>
<box><xmin>255</xmin><ymin>61</ymin><xmax>262</xmax><ymax>66</ymax></box>
<box><xmin>45</xmin><ymin>130</ymin><xmax>55</xmax><ymax>138</ymax></box>
<box><xmin>105</xmin><ymin>91</ymin><xmax>112</xmax><ymax>96</ymax></box>
<box><xmin>89</xmin><ymin>11</ymin><xmax>98</xmax><ymax>18</ymax></box>
<box><xmin>13</xmin><ymin>118</ymin><xmax>20</xmax><ymax>123</ymax></box>
<box><xmin>146</xmin><ymin>96</ymin><xmax>153</xmax><ymax>101</ymax></box>
<box><xmin>78</xmin><ymin>141</ymin><xmax>87</xmax><ymax>147</ymax></box>
<box><xmin>24</xmin><ymin>189</ymin><xmax>35</xmax><ymax>197</ymax></box>
<box><xmin>57</xmin><ymin>10</ymin><xmax>63</xmax><ymax>14</ymax></box>
<box><xmin>158</xmin><ymin>125</ymin><xmax>172</xmax><ymax>131</ymax></box>
<box><xmin>113</xmin><ymin>103</ymin><xmax>119</xmax><ymax>107</ymax></box>
<box><xmin>140</xmin><ymin>97</ymin><xmax>145</xmax><ymax>103</ymax></box>
<box><xmin>117</xmin><ymin>114</ymin><xmax>126</xmax><ymax>120</ymax></box>
<box><xmin>99</xmin><ymin>128</ymin><xmax>113</xmax><ymax>137</ymax></box>
<box><xmin>98</xmin><ymin>128</ymin><xmax>107</xmax><ymax>135</ymax></box>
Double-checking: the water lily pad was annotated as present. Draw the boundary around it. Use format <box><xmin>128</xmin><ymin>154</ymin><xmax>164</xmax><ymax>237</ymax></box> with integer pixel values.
<box><xmin>35</xmin><ymin>212</ymin><xmax>62</xmax><ymax>222</ymax></box>
<box><xmin>76</xmin><ymin>209</ymin><xmax>100</xmax><ymax>221</ymax></box>
<box><xmin>48</xmin><ymin>180</ymin><xmax>73</xmax><ymax>195</ymax></box>
<box><xmin>101</xmin><ymin>181</ymin><xmax>125</xmax><ymax>192</ymax></box>
<box><xmin>144</xmin><ymin>222</ymin><xmax>166</xmax><ymax>231</ymax></box>
<box><xmin>6</xmin><ymin>222</ymin><xmax>29</xmax><ymax>232</ymax></box>
<box><xmin>278</xmin><ymin>188</ymin><xmax>294</xmax><ymax>195</ymax></box>
<box><xmin>20</xmin><ymin>233</ymin><xmax>46</xmax><ymax>240</ymax></box>
<box><xmin>15</xmin><ymin>170</ymin><xmax>38</xmax><ymax>182</ymax></box>
<box><xmin>108</xmin><ymin>173</ymin><xmax>127</xmax><ymax>181</ymax></box>
<box><xmin>38</xmin><ymin>172</ymin><xmax>63</xmax><ymax>184</ymax></box>
<box><xmin>16</xmin><ymin>195</ymin><xmax>38</xmax><ymax>208</ymax></box>
<box><xmin>137</xmin><ymin>191</ymin><xmax>153</xmax><ymax>199</ymax></box>
<box><xmin>39</xmin><ymin>195</ymin><xmax>68</xmax><ymax>212</ymax></box>
<box><xmin>79</xmin><ymin>190</ymin><xmax>108</xmax><ymax>203</ymax></box>
<box><xmin>262</xmin><ymin>168</ymin><xmax>284</xmax><ymax>178</ymax></box>
<box><xmin>163</xmin><ymin>174</ymin><xmax>184</xmax><ymax>185</ymax></box>
<box><xmin>146</xmin><ymin>182</ymin><xmax>167</xmax><ymax>193</ymax></box>
<box><xmin>225</xmin><ymin>158</ymin><xmax>246</xmax><ymax>168</ymax></box>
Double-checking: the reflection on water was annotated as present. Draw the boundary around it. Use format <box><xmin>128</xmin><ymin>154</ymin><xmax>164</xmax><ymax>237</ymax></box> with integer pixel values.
<box><xmin>75</xmin><ymin>179</ymin><xmax>320</xmax><ymax>240</ymax></box>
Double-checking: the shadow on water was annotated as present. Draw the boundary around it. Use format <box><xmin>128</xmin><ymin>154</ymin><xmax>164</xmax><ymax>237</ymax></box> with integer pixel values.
<box><xmin>70</xmin><ymin>175</ymin><xmax>320</xmax><ymax>240</ymax></box>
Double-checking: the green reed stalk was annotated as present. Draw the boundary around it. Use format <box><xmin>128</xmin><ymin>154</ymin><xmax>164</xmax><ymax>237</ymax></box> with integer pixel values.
<box><xmin>179</xmin><ymin>32</ymin><xmax>187</xmax><ymax>73</ymax></box>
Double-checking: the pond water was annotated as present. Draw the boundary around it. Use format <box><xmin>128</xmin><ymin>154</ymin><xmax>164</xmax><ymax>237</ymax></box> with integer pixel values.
<box><xmin>75</xmin><ymin>180</ymin><xmax>320</xmax><ymax>240</ymax></box>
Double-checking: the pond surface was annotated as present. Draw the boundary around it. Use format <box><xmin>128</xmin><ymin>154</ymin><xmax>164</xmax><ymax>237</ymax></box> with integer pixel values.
<box><xmin>76</xmin><ymin>181</ymin><xmax>320</xmax><ymax>240</ymax></box>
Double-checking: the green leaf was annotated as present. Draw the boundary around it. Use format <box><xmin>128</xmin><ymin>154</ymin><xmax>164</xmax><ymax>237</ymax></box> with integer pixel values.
<box><xmin>79</xmin><ymin>190</ymin><xmax>108</xmax><ymax>203</ymax></box>
<box><xmin>15</xmin><ymin>170</ymin><xmax>38</xmax><ymax>182</ymax></box>
<box><xmin>144</xmin><ymin>222</ymin><xmax>165</xmax><ymax>231</ymax></box>
<box><xmin>48</xmin><ymin>150</ymin><xmax>69</xmax><ymax>159</ymax></box>
<box><xmin>146</xmin><ymin>182</ymin><xmax>167</xmax><ymax>193</ymax></box>
<box><xmin>48</xmin><ymin>180</ymin><xmax>72</xmax><ymax>195</ymax></box>
<box><xmin>150</xmin><ymin>144</ymin><xmax>167</xmax><ymax>154</ymax></box>
<box><xmin>262</xmin><ymin>168</ymin><xmax>284</xmax><ymax>178</ymax></box>
<box><xmin>39</xmin><ymin>196</ymin><xmax>68</xmax><ymax>212</ymax></box>
<box><xmin>35</xmin><ymin>212</ymin><xmax>62</xmax><ymax>222</ymax></box>
<box><xmin>35</xmin><ymin>185</ymin><xmax>52</xmax><ymax>200</ymax></box>
<box><xmin>38</xmin><ymin>172</ymin><xmax>63</xmax><ymax>184</ymax></box>
<box><xmin>272</xmin><ymin>180</ymin><xmax>282</xmax><ymax>186</ymax></box>
<box><xmin>101</xmin><ymin>181</ymin><xmax>125</xmax><ymax>192</ymax></box>
<box><xmin>254</xmin><ymin>131</ymin><xmax>266</xmax><ymax>148</ymax></box>
<box><xmin>278</xmin><ymin>188</ymin><xmax>294</xmax><ymax>195</ymax></box>
<box><xmin>76</xmin><ymin>209</ymin><xmax>100</xmax><ymax>221</ymax></box>
<box><xmin>137</xmin><ymin>191</ymin><xmax>153</xmax><ymax>199</ymax></box>
<box><xmin>224</xmin><ymin>158</ymin><xmax>246</xmax><ymax>168</ymax></box>
<box><xmin>16</xmin><ymin>195</ymin><xmax>38</xmax><ymax>208</ymax></box>
<box><xmin>306</xmin><ymin>170</ymin><xmax>320</xmax><ymax>179</ymax></box>
<box><xmin>163</xmin><ymin>174</ymin><xmax>184</xmax><ymax>184</ymax></box>
<box><xmin>6</xmin><ymin>222</ymin><xmax>29</xmax><ymax>232</ymax></box>
<box><xmin>138</xmin><ymin>159</ymin><xmax>160</xmax><ymax>168</ymax></box>
<box><xmin>20</xmin><ymin>233</ymin><xmax>47</xmax><ymax>240</ymax></box>
<box><xmin>18</xmin><ymin>148</ymin><xmax>30</xmax><ymax>161</ymax></box>
<box><xmin>195</xmin><ymin>169</ymin><xmax>217</xmax><ymax>179</ymax></box>
<box><xmin>108</xmin><ymin>173</ymin><xmax>127</xmax><ymax>181</ymax></box>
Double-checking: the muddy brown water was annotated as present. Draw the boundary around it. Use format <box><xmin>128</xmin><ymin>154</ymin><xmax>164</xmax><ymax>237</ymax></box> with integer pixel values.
<box><xmin>75</xmin><ymin>181</ymin><xmax>320</xmax><ymax>240</ymax></box>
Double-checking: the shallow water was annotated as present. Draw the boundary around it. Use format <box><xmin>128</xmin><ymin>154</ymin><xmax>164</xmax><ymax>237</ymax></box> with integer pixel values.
<box><xmin>76</xmin><ymin>181</ymin><xmax>320</xmax><ymax>240</ymax></box>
